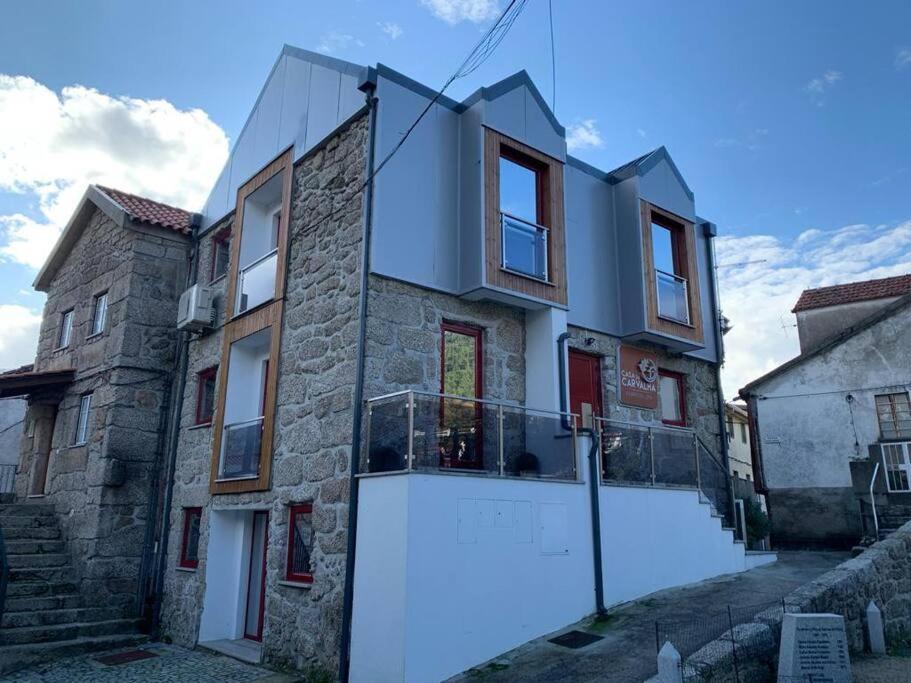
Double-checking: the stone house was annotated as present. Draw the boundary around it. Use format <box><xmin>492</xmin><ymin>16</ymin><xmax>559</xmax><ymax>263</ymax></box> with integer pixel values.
<box><xmin>2</xmin><ymin>45</ymin><xmax>765</xmax><ymax>681</ymax></box>
<box><xmin>740</xmin><ymin>275</ymin><xmax>911</xmax><ymax>549</ymax></box>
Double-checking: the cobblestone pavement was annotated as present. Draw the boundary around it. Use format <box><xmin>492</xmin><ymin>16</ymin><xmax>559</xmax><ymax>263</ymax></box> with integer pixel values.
<box><xmin>5</xmin><ymin>643</ymin><xmax>303</xmax><ymax>683</ymax></box>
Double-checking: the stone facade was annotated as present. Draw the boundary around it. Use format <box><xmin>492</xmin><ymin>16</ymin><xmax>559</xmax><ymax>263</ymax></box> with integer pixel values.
<box><xmin>160</xmin><ymin>112</ymin><xmax>368</xmax><ymax>675</ymax></box>
<box><xmin>16</xmin><ymin>205</ymin><xmax>188</xmax><ymax>613</ymax></box>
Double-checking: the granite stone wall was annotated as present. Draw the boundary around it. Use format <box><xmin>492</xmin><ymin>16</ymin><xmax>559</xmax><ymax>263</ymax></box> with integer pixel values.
<box><xmin>160</xmin><ymin>112</ymin><xmax>368</xmax><ymax>675</ymax></box>
<box><xmin>16</xmin><ymin>205</ymin><xmax>188</xmax><ymax>613</ymax></box>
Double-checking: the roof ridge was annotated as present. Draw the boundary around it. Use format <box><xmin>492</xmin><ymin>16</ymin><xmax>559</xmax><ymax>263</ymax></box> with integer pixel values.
<box><xmin>95</xmin><ymin>185</ymin><xmax>192</xmax><ymax>215</ymax></box>
<box><xmin>792</xmin><ymin>273</ymin><xmax>911</xmax><ymax>312</ymax></box>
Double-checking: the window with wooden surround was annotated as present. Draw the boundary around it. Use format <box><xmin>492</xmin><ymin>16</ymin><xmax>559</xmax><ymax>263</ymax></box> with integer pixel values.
<box><xmin>658</xmin><ymin>370</ymin><xmax>686</xmax><ymax>427</ymax></box>
<box><xmin>195</xmin><ymin>366</ymin><xmax>218</xmax><ymax>425</ymax></box>
<box><xmin>210</xmin><ymin>228</ymin><xmax>231</xmax><ymax>282</ymax></box>
<box><xmin>179</xmin><ymin>507</ymin><xmax>202</xmax><ymax>569</ymax></box>
<box><xmin>286</xmin><ymin>503</ymin><xmax>313</xmax><ymax>583</ymax></box>
<box><xmin>641</xmin><ymin>202</ymin><xmax>703</xmax><ymax>343</ymax></box>
<box><xmin>485</xmin><ymin>128</ymin><xmax>566</xmax><ymax>305</ymax></box>
<box><xmin>876</xmin><ymin>393</ymin><xmax>911</xmax><ymax>441</ymax></box>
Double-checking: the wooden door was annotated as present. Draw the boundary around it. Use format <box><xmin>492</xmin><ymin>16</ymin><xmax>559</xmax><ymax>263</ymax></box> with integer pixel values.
<box><xmin>568</xmin><ymin>350</ymin><xmax>602</xmax><ymax>428</ymax></box>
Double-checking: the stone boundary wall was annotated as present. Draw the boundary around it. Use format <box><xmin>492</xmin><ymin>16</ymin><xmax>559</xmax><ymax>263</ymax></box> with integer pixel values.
<box><xmin>682</xmin><ymin>522</ymin><xmax>911</xmax><ymax>681</ymax></box>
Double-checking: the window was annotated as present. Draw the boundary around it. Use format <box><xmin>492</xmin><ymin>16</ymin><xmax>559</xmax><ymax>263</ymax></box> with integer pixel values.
<box><xmin>658</xmin><ymin>370</ymin><xmax>686</xmax><ymax>427</ymax></box>
<box><xmin>651</xmin><ymin>215</ymin><xmax>690</xmax><ymax>324</ymax></box>
<box><xmin>210</xmin><ymin>229</ymin><xmax>231</xmax><ymax>282</ymax></box>
<box><xmin>235</xmin><ymin>171</ymin><xmax>284</xmax><ymax>315</ymax></box>
<box><xmin>195</xmin><ymin>367</ymin><xmax>218</xmax><ymax>425</ymax></box>
<box><xmin>58</xmin><ymin>309</ymin><xmax>74</xmax><ymax>349</ymax></box>
<box><xmin>726</xmin><ymin>420</ymin><xmax>735</xmax><ymax>441</ymax></box>
<box><xmin>876</xmin><ymin>393</ymin><xmax>911</xmax><ymax>440</ymax></box>
<box><xmin>286</xmin><ymin>503</ymin><xmax>313</xmax><ymax>583</ymax></box>
<box><xmin>90</xmin><ymin>292</ymin><xmax>108</xmax><ymax>336</ymax></box>
<box><xmin>499</xmin><ymin>152</ymin><xmax>548</xmax><ymax>281</ymax></box>
<box><xmin>440</xmin><ymin>322</ymin><xmax>484</xmax><ymax>469</ymax></box>
<box><xmin>739</xmin><ymin>423</ymin><xmax>748</xmax><ymax>444</ymax></box>
<box><xmin>179</xmin><ymin>507</ymin><xmax>202</xmax><ymax>569</ymax></box>
<box><xmin>73</xmin><ymin>393</ymin><xmax>92</xmax><ymax>445</ymax></box>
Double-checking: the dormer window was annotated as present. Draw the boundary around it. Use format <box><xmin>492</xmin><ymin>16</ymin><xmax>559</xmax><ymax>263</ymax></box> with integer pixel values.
<box><xmin>499</xmin><ymin>152</ymin><xmax>548</xmax><ymax>282</ymax></box>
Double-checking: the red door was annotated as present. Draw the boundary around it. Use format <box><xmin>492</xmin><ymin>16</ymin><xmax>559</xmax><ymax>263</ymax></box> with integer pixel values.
<box><xmin>568</xmin><ymin>350</ymin><xmax>603</xmax><ymax>428</ymax></box>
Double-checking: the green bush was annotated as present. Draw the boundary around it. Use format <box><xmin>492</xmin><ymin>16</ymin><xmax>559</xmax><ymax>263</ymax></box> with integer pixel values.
<box><xmin>744</xmin><ymin>498</ymin><xmax>771</xmax><ymax>546</ymax></box>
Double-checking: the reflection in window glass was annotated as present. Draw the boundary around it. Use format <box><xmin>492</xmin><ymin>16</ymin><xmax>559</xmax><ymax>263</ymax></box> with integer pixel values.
<box><xmin>652</xmin><ymin>223</ymin><xmax>676</xmax><ymax>274</ymax></box>
<box><xmin>658</xmin><ymin>373</ymin><xmax>684</xmax><ymax>425</ymax></box>
<box><xmin>499</xmin><ymin>156</ymin><xmax>538</xmax><ymax>224</ymax></box>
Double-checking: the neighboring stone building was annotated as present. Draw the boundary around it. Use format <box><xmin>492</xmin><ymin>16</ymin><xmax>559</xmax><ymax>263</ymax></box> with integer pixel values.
<box><xmin>0</xmin><ymin>186</ymin><xmax>194</xmax><ymax>667</ymax></box>
<box><xmin>741</xmin><ymin>276</ymin><xmax>911</xmax><ymax>548</ymax></box>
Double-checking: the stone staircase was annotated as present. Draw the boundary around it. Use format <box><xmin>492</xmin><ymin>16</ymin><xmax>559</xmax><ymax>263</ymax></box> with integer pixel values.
<box><xmin>875</xmin><ymin>502</ymin><xmax>911</xmax><ymax>536</ymax></box>
<box><xmin>0</xmin><ymin>503</ymin><xmax>146</xmax><ymax>674</ymax></box>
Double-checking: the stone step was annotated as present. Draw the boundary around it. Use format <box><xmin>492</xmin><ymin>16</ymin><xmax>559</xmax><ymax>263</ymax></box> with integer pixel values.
<box><xmin>5</xmin><ymin>581</ymin><xmax>78</xmax><ymax>599</ymax></box>
<box><xmin>2</xmin><ymin>606</ymin><xmax>124</xmax><ymax>629</ymax></box>
<box><xmin>0</xmin><ymin>618</ymin><xmax>143</xmax><ymax>646</ymax></box>
<box><xmin>1</xmin><ymin>526</ymin><xmax>61</xmax><ymax>540</ymax></box>
<box><xmin>9</xmin><ymin>565</ymin><xmax>76</xmax><ymax>584</ymax></box>
<box><xmin>0</xmin><ymin>504</ymin><xmax>56</xmax><ymax>517</ymax></box>
<box><xmin>6</xmin><ymin>553</ymin><xmax>69</xmax><ymax>569</ymax></box>
<box><xmin>0</xmin><ymin>632</ymin><xmax>148</xmax><ymax>676</ymax></box>
<box><xmin>4</xmin><ymin>593</ymin><xmax>82</xmax><ymax>613</ymax></box>
<box><xmin>0</xmin><ymin>515</ymin><xmax>60</xmax><ymax>529</ymax></box>
<box><xmin>4</xmin><ymin>539</ymin><xmax>65</xmax><ymax>555</ymax></box>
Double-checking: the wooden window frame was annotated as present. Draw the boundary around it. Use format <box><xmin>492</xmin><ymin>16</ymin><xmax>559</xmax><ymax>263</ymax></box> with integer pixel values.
<box><xmin>179</xmin><ymin>507</ymin><xmax>202</xmax><ymax>569</ymax></box>
<box><xmin>194</xmin><ymin>366</ymin><xmax>218</xmax><ymax>426</ymax></box>
<box><xmin>484</xmin><ymin>127</ymin><xmax>566</xmax><ymax>305</ymax></box>
<box><xmin>875</xmin><ymin>392</ymin><xmax>911</xmax><ymax>441</ymax></box>
<box><xmin>285</xmin><ymin>503</ymin><xmax>314</xmax><ymax>584</ymax></box>
<box><xmin>658</xmin><ymin>369</ymin><xmax>687</xmax><ymax>427</ymax></box>
<box><xmin>209</xmin><ymin>227</ymin><xmax>232</xmax><ymax>283</ymax></box>
<box><xmin>640</xmin><ymin>201</ymin><xmax>704</xmax><ymax>344</ymax></box>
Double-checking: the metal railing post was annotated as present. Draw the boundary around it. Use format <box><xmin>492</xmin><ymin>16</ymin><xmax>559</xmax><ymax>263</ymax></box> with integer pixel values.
<box><xmin>364</xmin><ymin>401</ymin><xmax>372</xmax><ymax>472</ymax></box>
<box><xmin>407</xmin><ymin>391</ymin><xmax>415</xmax><ymax>471</ymax></box>
<box><xmin>571</xmin><ymin>421</ymin><xmax>578</xmax><ymax>481</ymax></box>
<box><xmin>870</xmin><ymin>460</ymin><xmax>881</xmax><ymax>541</ymax></box>
<box><xmin>694</xmin><ymin>432</ymin><xmax>701</xmax><ymax>490</ymax></box>
<box><xmin>497</xmin><ymin>404</ymin><xmax>505</xmax><ymax>476</ymax></box>
<box><xmin>648</xmin><ymin>427</ymin><xmax>656</xmax><ymax>485</ymax></box>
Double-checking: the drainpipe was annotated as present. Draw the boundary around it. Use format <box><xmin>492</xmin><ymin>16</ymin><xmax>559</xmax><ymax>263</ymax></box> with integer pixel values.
<box><xmin>148</xmin><ymin>214</ymin><xmax>201</xmax><ymax>633</ymax></box>
<box><xmin>557</xmin><ymin>332</ymin><xmax>605</xmax><ymax>615</ymax></box>
<box><xmin>338</xmin><ymin>74</ymin><xmax>378</xmax><ymax>683</ymax></box>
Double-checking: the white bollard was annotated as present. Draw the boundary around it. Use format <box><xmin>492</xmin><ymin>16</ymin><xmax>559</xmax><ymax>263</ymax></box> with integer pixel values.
<box><xmin>866</xmin><ymin>601</ymin><xmax>886</xmax><ymax>655</ymax></box>
<box><xmin>657</xmin><ymin>641</ymin><xmax>683</xmax><ymax>683</ymax></box>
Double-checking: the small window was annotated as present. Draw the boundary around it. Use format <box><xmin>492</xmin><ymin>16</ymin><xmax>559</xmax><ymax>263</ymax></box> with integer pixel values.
<box><xmin>658</xmin><ymin>370</ymin><xmax>686</xmax><ymax>427</ymax></box>
<box><xmin>499</xmin><ymin>152</ymin><xmax>548</xmax><ymax>281</ymax></box>
<box><xmin>91</xmin><ymin>292</ymin><xmax>108</xmax><ymax>336</ymax></box>
<box><xmin>179</xmin><ymin>507</ymin><xmax>202</xmax><ymax>569</ymax></box>
<box><xmin>876</xmin><ymin>393</ymin><xmax>911</xmax><ymax>440</ymax></box>
<box><xmin>286</xmin><ymin>503</ymin><xmax>313</xmax><ymax>583</ymax></box>
<box><xmin>73</xmin><ymin>393</ymin><xmax>92</xmax><ymax>445</ymax></box>
<box><xmin>739</xmin><ymin>423</ymin><xmax>748</xmax><ymax>444</ymax></box>
<box><xmin>195</xmin><ymin>367</ymin><xmax>218</xmax><ymax>425</ymax></box>
<box><xmin>58</xmin><ymin>309</ymin><xmax>74</xmax><ymax>349</ymax></box>
<box><xmin>210</xmin><ymin>229</ymin><xmax>231</xmax><ymax>282</ymax></box>
<box><xmin>726</xmin><ymin>420</ymin><xmax>734</xmax><ymax>441</ymax></box>
<box><xmin>650</xmin><ymin>211</ymin><xmax>691</xmax><ymax>324</ymax></box>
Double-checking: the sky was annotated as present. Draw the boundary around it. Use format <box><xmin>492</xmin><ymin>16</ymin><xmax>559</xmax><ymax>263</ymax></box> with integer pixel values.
<box><xmin>0</xmin><ymin>0</ymin><xmax>909</xmax><ymax>398</ymax></box>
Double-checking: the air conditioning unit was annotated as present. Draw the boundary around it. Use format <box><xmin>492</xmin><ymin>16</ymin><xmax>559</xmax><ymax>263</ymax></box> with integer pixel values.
<box><xmin>177</xmin><ymin>284</ymin><xmax>215</xmax><ymax>331</ymax></box>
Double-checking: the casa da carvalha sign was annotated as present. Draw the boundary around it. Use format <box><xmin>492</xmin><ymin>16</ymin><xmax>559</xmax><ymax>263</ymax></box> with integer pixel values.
<box><xmin>618</xmin><ymin>345</ymin><xmax>659</xmax><ymax>410</ymax></box>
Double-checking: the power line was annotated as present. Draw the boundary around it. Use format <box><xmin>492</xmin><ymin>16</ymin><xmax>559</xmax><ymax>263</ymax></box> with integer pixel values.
<box><xmin>548</xmin><ymin>0</ymin><xmax>556</xmax><ymax>114</ymax></box>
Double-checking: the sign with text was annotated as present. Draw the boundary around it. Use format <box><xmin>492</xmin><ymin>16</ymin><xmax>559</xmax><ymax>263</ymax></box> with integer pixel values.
<box><xmin>777</xmin><ymin>613</ymin><xmax>851</xmax><ymax>683</ymax></box>
<box><xmin>618</xmin><ymin>345</ymin><xmax>659</xmax><ymax>410</ymax></box>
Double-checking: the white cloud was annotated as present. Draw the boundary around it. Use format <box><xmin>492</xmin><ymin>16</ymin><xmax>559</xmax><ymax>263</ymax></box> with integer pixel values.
<box><xmin>378</xmin><ymin>21</ymin><xmax>403</xmax><ymax>40</ymax></box>
<box><xmin>804</xmin><ymin>69</ymin><xmax>842</xmax><ymax>105</ymax></box>
<box><xmin>714</xmin><ymin>128</ymin><xmax>768</xmax><ymax>152</ymax></box>
<box><xmin>895</xmin><ymin>48</ymin><xmax>911</xmax><ymax>70</ymax></box>
<box><xmin>0</xmin><ymin>75</ymin><xmax>228</xmax><ymax>270</ymax></box>
<box><xmin>565</xmin><ymin>119</ymin><xmax>604</xmax><ymax>152</ymax></box>
<box><xmin>636</xmin><ymin>128</ymin><xmax>648</xmax><ymax>139</ymax></box>
<box><xmin>0</xmin><ymin>304</ymin><xmax>42</xmax><ymax>371</ymax></box>
<box><xmin>420</xmin><ymin>0</ymin><xmax>500</xmax><ymax>24</ymax></box>
<box><xmin>716</xmin><ymin>220</ymin><xmax>911</xmax><ymax>398</ymax></box>
<box><xmin>317</xmin><ymin>31</ymin><xmax>365</xmax><ymax>54</ymax></box>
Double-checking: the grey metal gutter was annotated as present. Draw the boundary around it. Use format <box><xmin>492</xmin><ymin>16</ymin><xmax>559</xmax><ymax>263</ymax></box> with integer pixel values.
<box><xmin>338</xmin><ymin>78</ymin><xmax>379</xmax><ymax>683</ymax></box>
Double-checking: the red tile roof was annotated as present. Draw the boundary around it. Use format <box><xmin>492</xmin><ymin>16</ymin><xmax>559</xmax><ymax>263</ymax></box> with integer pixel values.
<box><xmin>0</xmin><ymin>364</ymin><xmax>34</xmax><ymax>377</ymax></box>
<box><xmin>792</xmin><ymin>274</ymin><xmax>911</xmax><ymax>312</ymax></box>
<box><xmin>96</xmin><ymin>186</ymin><xmax>194</xmax><ymax>234</ymax></box>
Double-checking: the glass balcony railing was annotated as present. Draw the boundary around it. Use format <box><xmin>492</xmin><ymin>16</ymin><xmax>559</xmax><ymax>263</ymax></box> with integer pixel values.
<box><xmin>236</xmin><ymin>250</ymin><xmax>278</xmax><ymax>314</ymax></box>
<box><xmin>219</xmin><ymin>416</ymin><xmax>264</xmax><ymax>479</ymax></box>
<box><xmin>655</xmin><ymin>269</ymin><xmax>690</xmax><ymax>324</ymax></box>
<box><xmin>361</xmin><ymin>390</ymin><xmax>577</xmax><ymax>481</ymax></box>
<box><xmin>596</xmin><ymin>417</ymin><xmax>734</xmax><ymax>526</ymax></box>
<box><xmin>501</xmin><ymin>213</ymin><xmax>548</xmax><ymax>281</ymax></box>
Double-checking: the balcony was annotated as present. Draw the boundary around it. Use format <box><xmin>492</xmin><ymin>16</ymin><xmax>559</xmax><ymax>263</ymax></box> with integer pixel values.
<box><xmin>236</xmin><ymin>250</ymin><xmax>278</xmax><ymax>314</ymax></box>
<box><xmin>218</xmin><ymin>416</ymin><xmax>264</xmax><ymax>480</ymax></box>
<box><xmin>597</xmin><ymin>418</ymin><xmax>733</xmax><ymax>525</ymax></box>
<box><xmin>501</xmin><ymin>213</ymin><xmax>549</xmax><ymax>282</ymax></box>
<box><xmin>655</xmin><ymin>269</ymin><xmax>690</xmax><ymax>324</ymax></box>
<box><xmin>362</xmin><ymin>391</ymin><xmax>577</xmax><ymax>481</ymax></box>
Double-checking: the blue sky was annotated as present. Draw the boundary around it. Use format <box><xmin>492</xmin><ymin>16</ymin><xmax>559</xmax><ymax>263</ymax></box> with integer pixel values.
<box><xmin>1</xmin><ymin>0</ymin><xmax>910</xmax><ymax>394</ymax></box>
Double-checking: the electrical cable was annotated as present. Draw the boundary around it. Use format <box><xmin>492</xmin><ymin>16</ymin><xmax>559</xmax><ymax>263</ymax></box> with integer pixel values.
<box><xmin>548</xmin><ymin>0</ymin><xmax>556</xmax><ymax>113</ymax></box>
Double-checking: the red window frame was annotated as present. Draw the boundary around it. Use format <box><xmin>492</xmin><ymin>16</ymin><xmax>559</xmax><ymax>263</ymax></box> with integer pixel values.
<box><xmin>194</xmin><ymin>366</ymin><xmax>218</xmax><ymax>426</ymax></box>
<box><xmin>285</xmin><ymin>503</ymin><xmax>314</xmax><ymax>584</ymax></box>
<box><xmin>179</xmin><ymin>507</ymin><xmax>202</xmax><ymax>569</ymax></box>
<box><xmin>440</xmin><ymin>321</ymin><xmax>483</xmax><ymax>399</ymax></box>
<box><xmin>658</xmin><ymin>369</ymin><xmax>687</xmax><ymax>427</ymax></box>
<box><xmin>209</xmin><ymin>227</ymin><xmax>232</xmax><ymax>282</ymax></box>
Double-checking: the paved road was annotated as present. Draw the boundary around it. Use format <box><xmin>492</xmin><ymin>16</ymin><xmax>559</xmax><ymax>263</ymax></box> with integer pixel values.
<box><xmin>448</xmin><ymin>551</ymin><xmax>850</xmax><ymax>683</ymax></box>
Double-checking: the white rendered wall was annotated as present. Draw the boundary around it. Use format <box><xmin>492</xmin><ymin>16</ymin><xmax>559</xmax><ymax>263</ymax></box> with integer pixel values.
<box><xmin>599</xmin><ymin>485</ymin><xmax>745</xmax><ymax>607</ymax></box>
<box><xmin>199</xmin><ymin>510</ymin><xmax>254</xmax><ymax>642</ymax></box>
<box><xmin>524</xmin><ymin>307</ymin><xmax>567</xmax><ymax>414</ymax></box>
